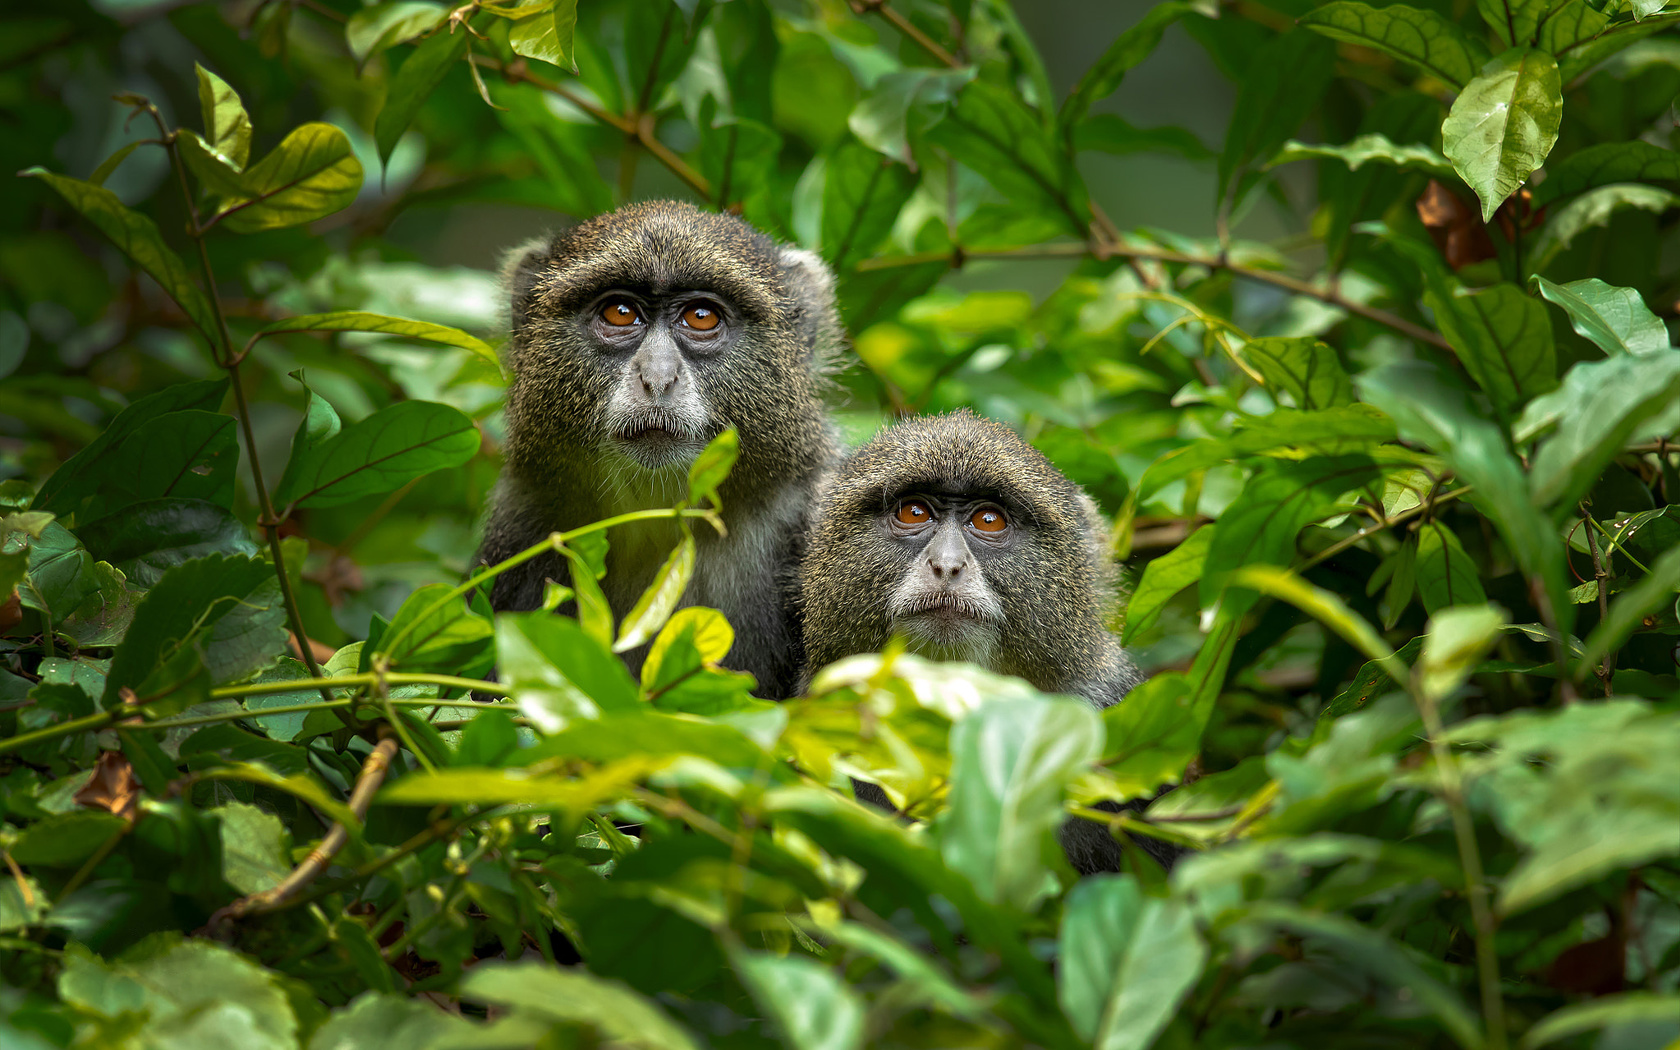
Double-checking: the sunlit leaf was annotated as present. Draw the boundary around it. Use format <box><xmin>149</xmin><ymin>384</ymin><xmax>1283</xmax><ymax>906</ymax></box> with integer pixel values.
<box><xmin>195</xmin><ymin>64</ymin><xmax>252</xmax><ymax>168</ymax></box>
<box><xmin>1272</xmin><ymin>133</ymin><xmax>1454</xmax><ymax>179</ymax></box>
<box><xmin>1123</xmin><ymin>525</ymin><xmax>1212</xmax><ymax>643</ymax></box>
<box><xmin>1442</xmin><ymin>48</ymin><xmax>1562</xmax><ymax>221</ymax></box>
<box><xmin>615</xmin><ymin>533</ymin><xmax>695</xmax><ymax>653</ymax></box>
<box><xmin>1300</xmin><ymin>2</ymin><xmax>1490</xmax><ymax>88</ymax></box>
<box><xmin>1533</xmin><ymin>276</ymin><xmax>1669</xmax><ymax>356</ymax></box>
<box><xmin>257</xmin><ymin>312</ymin><xmax>498</xmax><ymax>371</ymax></box>
<box><xmin>734</xmin><ymin>951</ymin><xmax>864</xmax><ymax>1050</ymax></box>
<box><xmin>274</xmin><ymin>399</ymin><xmax>480</xmax><ymax>509</ymax></box>
<box><xmin>346</xmin><ymin>1</ymin><xmax>447</xmax><ymax>65</ymax></box>
<box><xmin>211</xmin><ymin>122</ymin><xmax>364</xmax><ymax>232</ymax></box>
<box><xmin>1419</xmin><ymin>603</ymin><xmax>1504</xmax><ymax>701</ymax></box>
<box><xmin>508</xmin><ymin>1</ymin><xmax>578</xmax><ymax>72</ymax></box>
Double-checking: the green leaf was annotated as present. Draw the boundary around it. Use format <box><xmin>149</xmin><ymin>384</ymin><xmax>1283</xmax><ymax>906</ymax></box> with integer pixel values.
<box><xmin>1415</xmin><ymin>520</ymin><xmax>1488</xmax><ymax>614</ymax></box>
<box><xmin>1100</xmin><ymin>672</ymin><xmax>1203</xmax><ymax>798</ymax></box>
<box><xmin>496</xmin><ymin>610</ymin><xmax>639</xmax><ymax>733</ymax></box>
<box><xmin>1227</xmin><ymin>566</ymin><xmax>1408</xmax><ymax>685</ymax></box>
<box><xmin>346</xmin><ymin>1</ymin><xmax>447</xmax><ymax>65</ymax></box>
<box><xmin>942</xmin><ymin>694</ymin><xmax>1104</xmax><ymax>911</ymax></box>
<box><xmin>379</xmin><ymin>758</ymin><xmax>659</xmax><ymax>809</ymax></box>
<box><xmin>32</xmin><ymin>379</ymin><xmax>228</xmax><ymax>518</ymax></box>
<box><xmin>17</xmin><ymin>521</ymin><xmax>98</xmax><ymax>626</ymax></box>
<box><xmin>641</xmin><ymin>606</ymin><xmax>733</xmax><ymax>694</ymax></box>
<box><xmin>819</xmin><ymin>139</ymin><xmax>917</xmax><ymax>271</ymax></box>
<box><xmin>1533</xmin><ymin>276</ymin><xmax>1669</xmax><ymax>356</ymax></box>
<box><xmin>1058</xmin><ymin>874</ymin><xmax>1207</xmax><ymax>1050</ymax></box>
<box><xmin>1300</xmin><ymin>2</ymin><xmax>1491</xmax><ymax>89</ymax></box>
<box><xmin>1133</xmin><ymin>406</ymin><xmax>1396</xmax><ymax>504</ymax></box>
<box><xmin>1476</xmin><ymin>0</ymin><xmax>1551</xmax><ymax>49</ymax></box>
<box><xmin>560</xmin><ymin>545</ymin><xmax>614</xmax><ymax>647</ymax></box>
<box><xmin>460</xmin><ymin>959</ymin><xmax>701</xmax><ymax>1050</ymax></box>
<box><xmin>685</xmin><ymin>427</ymin><xmax>738</xmax><ymax>508</ymax></box>
<box><xmin>1242</xmin><ymin>336</ymin><xmax>1355</xmax><ymax>410</ymax></box>
<box><xmin>1442</xmin><ymin>48</ymin><xmax>1562</xmax><ymax>222</ymax></box>
<box><xmin>929</xmin><ymin>79</ymin><xmax>1084</xmax><ymax>234</ymax></box>
<box><xmin>1218</xmin><ymin>29</ymin><xmax>1338</xmax><ymax>206</ymax></box>
<box><xmin>1272</xmin><ymin>133</ymin><xmax>1454</xmax><ymax>179</ymax></box>
<box><xmin>22</xmin><ymin>169</ymin><xmax>219</xmax><ymax>340</ymax></box>
<box><xmin>104</xmin><ymin>553</ymin><xmax>288</xmax><ymax>706</ymax></box>
<box><xmin>211</xmin><ymin>122</ymin><xmax>364</xmax><ymax>233</ymax></box>
<box><xmin>275</xmin><ymin>370</ymin><xmax>342</xmax><ymax>505</ymax></box>
<box><xmin>195</xmin><ymin>64</ymin><xmax>252</xmax><ymax>168</ymax></box>
<box><xmin>274</xmin><ymin>399</ymin><xmax>480</xmax><ymax>509</ymax></box>
<box><xmin>1529</xmin><ymin>183</ymin><xmax>1680</xmax><ymax>269</ymax></box>
<box><xmin>1521</xmin><ymin>993</ymin><xmax>1680</xmax><ymax>1049</ymax></box>
<box><xmin>1577</xmin><ymin>544</ymin><xmax>1680</xmax><ymax>672</ymax></box>
<box><xmin>77</xmin><ymin>498</ymin><xmax>257</xmax><ymax>589</ymax></box>
<box><xmin>1534</xmin><ymin>140</ymin><xmax>1680</xmax><ymax>207</ymax></box>
<box><xmin>733</xmin><ymin>951</ymin><xmax>864</xmax><ymax>1050</ymax></box>
<box><xmin>1419</xmin><ymin>603</ymin><xmax>1505</xmax><ymax>702</ymax></box>
<box><xmin>1057</xmin><ymin>2</ymin><xmax>1190</xmax><ymax>138</ymax></box>
<box><xmin>309</xmin><ymin>990</ymin><xmax>476</xmax><ymax>1048</ymax></box>
<box><xmin>1518</xmin><ymin>353</ymin><xmax>1680</xmax><ymax>508</ymax></box>
<box><xmin>177</xmin><ymin>130</ymin><xmax>249</xmax><ymax>198</ymax></box>
<box><xmin>508</xmin><ymin>1</ymin><xmax>578</xmax><ymax>72</ymax></box>
<box><xmin>77</xmin><ymin>409</ymin><xmax>239</xmax><ymax>523</ymax></box>
<box><xmin>848</xmin><ymin>67</ymin><xmax>971</xmax><ymax>167</ymax></box>
<box><xmin>1538</xmin><ymin>0</ymin><xmax>1610</xmax><ymax>78</ymax></box>
<box><xmin>9</xmin><ymin>811</ymin><xmax>127</xmax><ymax>867</ymax></box>
<box><xmin>1072</xmin><ymin>115</ymin><xmax>1213</xmax><ymax>162</ymax></box>
<box><xmin>376</xmin><ymin>28</ymin><xmax>471</xmax><ymax>165</ymax></box>
<box><xmin>378</xmin><ymin>583</ymin><xmax>493</xmax><ymax>673</ymax></box>
<box><xmin>1123</xmin><ymin>525</ymin><xmax>1213</xmax><ymax>644</ymax></box>
<box><xmin>258</xmin><ymin>312</ymin><xmax>498</xmax><ymax>371</ymax></box>
<box><xmin>615</xmin><ymin>533</ymin><xmax>696</xmax><ymax>653</ymax></box>
<box><xmin>1424</xmin><ymin>282</ymin><xmax>1556</xmax><ymax>418</ymax></box>
<box><xmin>213</xmin><ymin>801</ymin><xmax>289</xmax><ymax>895</ymax></box>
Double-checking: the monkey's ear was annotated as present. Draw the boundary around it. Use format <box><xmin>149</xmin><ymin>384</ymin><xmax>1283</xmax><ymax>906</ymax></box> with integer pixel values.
<box><xmin>776</xmin><ymin>245</ymin><xmax>844</xmax><ymax>369</ymax></box>
<box><xmin>501</xmin><ymin>236</ymin><xmax>553</xmax><ymax>368</ymax></box>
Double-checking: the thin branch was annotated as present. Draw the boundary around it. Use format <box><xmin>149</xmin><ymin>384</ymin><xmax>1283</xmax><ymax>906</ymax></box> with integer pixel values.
<box><xmin>848</xmin><ymin>0</ymin><xmax>962</xmax><ymax>68</ymax></box>
<box><xmin>858</xmin><ymin>241</ymin><xmax>1453</xmax><ymax>349</ymax></box>
<box><xmin>1298</xmin><ymin>486</ymin><xmax>1473</xmax><ymax>572</ymax></box>
<box><xmin>1580</xmin><ymin>501</ymin><xmax>1615</xmax><ymax>696</ymax></box>
<box><xmin>209</xmin><ymin>732</ymin><xmax>401</xmax><ymax>926</ymax></box>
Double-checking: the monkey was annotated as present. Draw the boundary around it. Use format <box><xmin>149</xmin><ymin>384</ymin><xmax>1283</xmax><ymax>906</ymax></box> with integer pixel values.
<box><xmin>797</xmin><ymin>409</ymin><xmax>1180</xmax><ymax>873</ymax></box>
<box><xmin>476</xmin><ymin>201</ymin><xmax>841</xmax><ymax>699</ymax></box>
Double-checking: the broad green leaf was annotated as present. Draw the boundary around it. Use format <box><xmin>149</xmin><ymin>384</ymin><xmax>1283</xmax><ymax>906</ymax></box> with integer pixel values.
<box><xmin>1133</xmin><ymin>406</ymin><xmax>1395</xmax><ymax>504</ymax></box>
<box><xmin>734</xmin><ymin>951</ymin><xmax>864</xmax><ymax>1050</ymax></box>
<box><xmin>1300</xmin><ymin>3</ymin><xmax>1491</xmax><ymax>88</ymax></box>
<box><xmin>22</xmin><ymin>169</ymin><xmax>219</xmax><ymax>339</ymax></box>
<box><xmin>685</xmin><ymin>427</ymin><xmax>738</xmax><ymax>508</ymax></box>
<box><xmin>78</xmin><ymin>498</ymin><xmax>257</xmax><ymax>589</ymax></box>
<box><xmin>929</xmin><ymin>79</ymin><xmax>1084</xmax><ymax>233</ymax></box>
<box><xmin>195</xmin><ymin>64</ymin><xmax>252</xmax><ymax>168</ymax></box>
<box><xmin>1529</xmin><ymin>183</ymin><xmax>1680</xmax><ymax>269</ymax></box>
<box><xmin>1057</xmin><ymin>2</ymin><xmax>1190</xmax><ymax>137</ymax></box>
<box><xmin>1227</xmin><ymin>566</ymin><xmax>1407</xmax><ymax>685</ymax></box>
<box><xmin>1518</xmin><ymin>353</ymin><xmax>1680</xmax><ymax>508</ymax></box>
<box><xmin>1123</xmin><ymin>525</ymin><xmax>1213</xmax><ymax>644</ymax></box>
<box><xmin>1419</xmin><ymin>603</ymin><xmax>1505</xmax><ymax>701</ymax></box>
<box><xmin>378</xmin><ymin>583</ymin><xmax>493</xmax><ymax>673</ymax></box>
<box><xmin>103</xmin><ymin>553</ymin><xmax>287</xmax><ymax>706</ymax></box>
<box><xmin>1415</xmin><ymin>520</ymin><xmax>1487</xmax><ymax>614</ymax></box>
<box><xmin>375</xmin><ymin>27</ymin><xmax>469</xmax><ymax>164</ymax></box>
<box><xmin>819</xmin><ymin>139</ymin><xmax>916</xmax><ymax>271</ymax></box>
<box><xmin>76</xmin><ymin>409</ymin><xmax>238</xmax><ymax>523</ymax></box>
<box><xmin>1058</xmin><ymin>874</ymin><xmax>1207</xmax><ymax>1050</ymax></box>
<box><xmin>1242</xmin><ymin>336</ymin><xmax>1354</xmax><ymax>410</ymax></box>
<box><xmin>1218</xmin><ymin>29</ymin><xmax>1338</xmax><ymax>206</ymax></box>
<box><xmin>1442</xmin><ymin>48</ymin><xmax>1562</xmax><ymax>221</ymax></box>
<box><xmin>1200</xmin><ymin>455</ymin><xmax>1381</xmax><ymax>616</ymax></box>
<box><xmin>1272</xmin><ymin>133</ymin><xmax>1454</xmax><ymax>179</ymax></box>
<box><xmin>1521</xmin><ymin>993</ymin><xmax>1680</xmax><ymax>1049</ymax></box>
<box><xmin>1073</xmin><ymin>115</ymin><xmax>1213</xmax><ymax>162</ymax></box>
<box><xmin>274</xmin><ymin>399</ymin><xmax>480</xmax><ymax>509</ymax></box>
<box><xmin>1100</xmin><ymin>671</ymin><xmax>1202</xmax><ymax>798</ymax></box>
<box><xmin>17</xmin><ymin>521</ymin><xmax>98</xmax><ymax>626</ymax></box>
<box><xmin>641</xmin><ymin>606</ymin><xmax>733</xmax><ymax>694</ymax></box>
<box><xmin>1424</xmin><ymin>282</ymin><xmax>1556</xmax><ymax>418</ymax></box>
<box><xmin>211</xmin><ymin>122</ymin><xmax>364</xmax><ymax>232</ymax></box>
<box><xmin>496</xmin><ymin>610</ymin><xmax>639</xmax><ymax>733</ymax></box>
<box><xmin>177</xmin><ymin>130</ymin><xmax>250</xmax><ymax>198</ymax></box>
<box><xmin>615</xmin><ymin>533</ymin><xmax>696</xmax><ymax>653</ymax></box>
<box><xmin>1577</xmin><ymin>544</ymin><xmax>1680</xmax><ymax>672</ymax></box>
<box><xmin>459</xmin><ymin>961</ymin><xmax>699</xmax><ymax>1050</ymax></box>
<box><xmin>213</xmin><ymin>801</ymin><xmax>288</xmax><ymax>895</ymax></box>
<box><xmin>811</xmin><ymin>920</ymin><xmax>988</xmax><ymax>1020</ymax></box>
<box><xmin>1538</xmin><ymin>0</ymin><xmax>1609</xmax><ymax>75</ymax></box>
<box><xmin>1534</xmin><ymin>140</ymin><xmax>1680</xmax><ymax>207</ymax></box>
<box><xmin>306</xmin><ymin>990</ymin><xmax>475</xmax><ymax>1049</ymax></box>
<box><xmin>275</xmin><ymin>371</ymin><xmax>342</xmax><ymax>504</ymax></box>
<box><xmin>560</xmin><ymin>545</ymin><xmax>614</xmax><ymax>647</ymax></box>
<box><xmin>1533</xmin><ymin>276</ymin><xmax>1669</xmax><ymax>356</ymax></box>
<box><xmin>257</xmin><ymin>312</ymin><xmax>498</xmax><ymax>371</ymax></box>
<box><xmin>1476</xmin><ymin>0</ymin><xmax>1551</xmax><ymax>49</ymax></box>
<box><xmin>378</xmin><ymin>758</ymin><xmax>660</xmax><ymax>809</ymax></box>
<box><xmin>508</xmin><ymin>1</ymin><xmax>578</xmax><ymax>72</ymax></box>
<box><xmin>33</xmin><ymin>379</ymin><xmax>228</xmax><ymax>518</ymax></box>
<box><xmin>942</xmin><ymin>694</ymin><xmax>1104</xmax><ymax>911</ymax></box>
<box><xmin>9</xmin><ymin>810</ymin><xmax>127</xmax><ymax>868</ymax></box>
<box><xmin>848</xmin><ymin>67</ymin><xmax>971</xmax><ymax>167</ymax></box>
<box><xmin>345</xmin><ymin>1</ymin><xmax>447</xmax><ymax>64</ymax></box>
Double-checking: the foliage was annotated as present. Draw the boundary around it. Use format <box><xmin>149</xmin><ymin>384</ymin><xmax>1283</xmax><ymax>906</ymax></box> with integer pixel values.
<box><xmin>4</xmin><ymin>1</ymin><xmax>1680</xmax><ymax>1049</ymax></box>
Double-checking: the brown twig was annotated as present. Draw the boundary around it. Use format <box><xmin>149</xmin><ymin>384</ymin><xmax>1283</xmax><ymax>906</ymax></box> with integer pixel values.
<box><xmin>848</xmin><ymin>0</ymin><xmax>962</xmax><ymax>68</ymax></box>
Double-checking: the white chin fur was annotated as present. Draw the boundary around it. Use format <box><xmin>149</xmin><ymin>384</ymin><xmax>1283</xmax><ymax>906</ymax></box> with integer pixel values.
<box><xmin>895</xmin><ymin>615</ymin><xmax>999</xmax><ymax>668</ymax></box>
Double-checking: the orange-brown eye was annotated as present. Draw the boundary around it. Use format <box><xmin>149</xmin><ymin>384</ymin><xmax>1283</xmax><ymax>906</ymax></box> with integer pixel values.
<box><xmin>970</xmin><ymin>506</ymin><xmax>1007</xmax><ymax>533</ymax></box>
<box><xmin>601</xmin><ymin>300</ymin><xmax>641</xmax><ymax>327</ymax></box>
<box><xmin>895</xmin><ymin>500</ymin><xmax>932</xmax><ymax>526</ymax></box>
<box><xmin>681</xmin><ymin>301</ymin><xmax>720</xmax><ymax>331</ymax></box>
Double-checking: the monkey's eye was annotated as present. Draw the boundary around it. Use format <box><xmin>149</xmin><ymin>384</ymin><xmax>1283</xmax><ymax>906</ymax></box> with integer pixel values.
<box><xmin>894</xmin><ymin>500</ymin><xmax>933</xmax><ymax>526</ymax></box>
<box><xmin>969</xmin><ymin>506</ymin><xmax>1008</xmax><ymax>533</ymax></box>
<box><xmin>679</xmin><ymin>300</ymin><xmax>721</xmax><ymax>331</ymax></box>
<box><xmin>600</xmin><ymin>300</ymin><xmax>642</xmax><ymax>327</ymax></box>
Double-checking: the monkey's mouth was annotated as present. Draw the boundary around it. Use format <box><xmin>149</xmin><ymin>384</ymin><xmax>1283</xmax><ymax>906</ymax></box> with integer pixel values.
<box><xmin>895</xmin><ymin>593</ymin><xmax>999</xmax><ymax>624</ymax></box>
<box><xmin>607</xmin><ymin>410</ymin><xmax>707</xmax><ymax>463</ymax></box>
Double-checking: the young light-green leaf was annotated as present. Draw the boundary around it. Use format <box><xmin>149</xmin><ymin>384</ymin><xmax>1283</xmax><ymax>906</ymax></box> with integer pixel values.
<box><xmin>345</xmin><ymin>1</ymin><xmax>447</xmax><ymax>65</ymax></box>
<box><xmin>211</xmin><ymin>122</ymin><xmax>364</xmax><ymax>232</ymax></box>
<box><xmin>507</xmin><ymin>1</ymin><xmax>578</xmax><ymax>72</ymax></box>
<box><xmin>1272</xmin><ymin>134</ymin><xmax>1454</xmax><ymax>179</ymax></box>
<box><xmin>615</xmin><ymin>534</ymin><xmax>696</xmax><ymax>653</ymax></box>
<box><xmin>274</xmin><ymin>399</ymin><xmax>480</xmax><ymax>509</ymax></box>
<box><xmin>1533</xmin><ymin>276</ymin><xmax>1669</xmax><ymax>356</ymax></box>
<box><xmin>1442</xmin><ymin>48</ymin><xmax>1562</xmax><ymax>221</ymax></box>
<box><xmin>255</xmin><ymin>311</ymin><xmax>498</xmax><ymax>371</ymax></box>
<box><xmin>1300</xmin><ymin>2</ymin><xmax>1491</xmax><ymax>89</ymax></box>
<box><xmin>195</xmin><ymin>64</ymin><xmax>252</xmax><ymax>168</ymax></box>
<box><xmin>685</xmin><ymin>427</ymin><xmax>738</xmax><ymax>508</ymax></box>
<box><xmin>22</xmin><ymin>169</ymin><xmax>219</xmax><ymax>340</ymax></box>
<box><xmin>733</xmin><ymin>951</ymin><xmax>864</xmax><ymax>1050</ymax></box>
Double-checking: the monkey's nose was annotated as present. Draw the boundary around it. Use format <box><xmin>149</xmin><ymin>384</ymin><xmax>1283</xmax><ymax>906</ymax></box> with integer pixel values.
<box><xmin>927</xmin><ymin>554</ymin><xmax>965</xmax><ymax>579</ymax></box>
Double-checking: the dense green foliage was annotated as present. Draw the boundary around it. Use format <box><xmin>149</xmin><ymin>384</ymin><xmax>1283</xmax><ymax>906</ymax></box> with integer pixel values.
<box><xmin>4</xmin><ymin>0</ymin><xmax>1680</xmax><ymax>1047</ymax></box>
